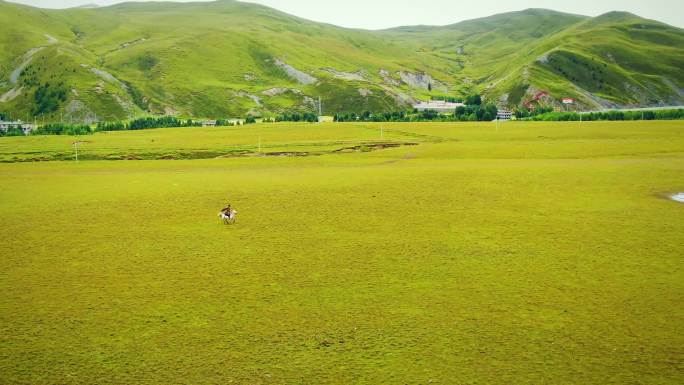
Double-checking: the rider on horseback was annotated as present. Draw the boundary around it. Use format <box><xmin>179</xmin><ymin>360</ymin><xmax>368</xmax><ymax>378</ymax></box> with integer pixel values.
<box><xmin>221</xmin><ymin>204</ymin><xmax>233</xmax><ymax>218</ymax></box>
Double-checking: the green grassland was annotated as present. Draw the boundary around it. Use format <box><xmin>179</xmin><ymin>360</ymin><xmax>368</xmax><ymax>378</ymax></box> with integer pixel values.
<box><xmin>0</xmin><ymin>123</ymin><xmax>420</xmax><ymax>161</ymax></box>
<box><xmin>1</xmin><ymin>1</ymin><xmax>683</xmax><ymax>120</ymax></box>
<box><xmin>1</xmin><ymin>121</ymin><xmax>683</xmax><ymax>384</ymax></box>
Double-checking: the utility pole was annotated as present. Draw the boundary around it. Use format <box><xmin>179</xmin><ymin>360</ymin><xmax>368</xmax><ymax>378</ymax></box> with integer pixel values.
<box><xmin>258</xmin><ymin>136</ymin><xmax>261</xmax><ymax>154</ymax></box>
<box><xmin>73</xmin><ymin>142</ymin><xmax>80</xmax><ymax>162</ymax></box>
<box><xmin>318</xmin><ymin>96</ymin><xmax>322</xmax><ymax>122</ymax></box>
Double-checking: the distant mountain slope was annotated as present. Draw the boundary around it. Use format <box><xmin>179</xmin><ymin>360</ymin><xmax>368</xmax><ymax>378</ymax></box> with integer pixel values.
<box><xmin>381</xmin><ymin>9</ymin><xmax>684</xmax><ymax>109</ymax></box>
<box><xmin>488</xmin><ymin>11</ymin><xmax>684</xmax><ymax>109</ymax></box>
<box><xmin>0</xmin><ymin>1</ymin><xmax>682</xmax><ymax>121</ymax></box>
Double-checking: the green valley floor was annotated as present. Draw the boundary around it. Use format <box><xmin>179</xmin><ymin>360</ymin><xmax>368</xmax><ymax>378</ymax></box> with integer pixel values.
<box><xmin>0</xmin><ymin>121</ymin><xmax>683</xmax><ymax>384</ymax></box>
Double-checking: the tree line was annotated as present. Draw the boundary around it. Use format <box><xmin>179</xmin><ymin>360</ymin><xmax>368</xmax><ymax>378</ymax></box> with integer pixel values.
<box><xmin>215</xmin><ymin>119</ymin><xmax>239</xmax><ymax>126</ymax></box>
<box><xmin>17</xmin><ymin>117</ymin><xmax>205</xmax><ymax>136</ymax></box>
<box><xmin>428</xmin><ymin>95</ymin><xmax>482</xmax><ymax>105</ymax></box>
<box><xmin>32</xmin><ymin>123</ymin><xmax>92</xmax><ymax>136</ymax></box>
<box><xmin>10</xmin><ymin>102</ymin><xmax>682</xmax><ymax>138</ymax></box>
<box><xmin>453</xmin><ymin>103</ymin><xmax>498</xmax><ymax>121</ymax></box>
<box><xmin>524</xmin><ymin>109</ymin><xmax>684</xmax><ymax>121</ymax></box>
<box><xmin>0</xmin><ymin>126</ymin><xmax>25</xmax><ymax>137</ymax></box>
<box><xmin>96</xmin><ymin>116</ymin><xmax>203</xmax><ymax>132</ymax></box>
<box><xmin>334</xmin><ymin>104</ymin><xmax>498</xmax><ymax>122</ymax></box>
<box><xmin>335</xmin><ymin>111</ymin><xmax>408</xmax><ymax>122</ymax></box>
<box><xmin>274</xmin><ymin>112</ymin><xmax>318</xmax><ymax>123</ymax></box>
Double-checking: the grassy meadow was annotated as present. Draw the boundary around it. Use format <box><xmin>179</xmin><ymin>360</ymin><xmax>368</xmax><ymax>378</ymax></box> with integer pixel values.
<box><xmin>1</xmin><ymin>121</ymin><xmax>683</xmax><ymax>384</ymax></box>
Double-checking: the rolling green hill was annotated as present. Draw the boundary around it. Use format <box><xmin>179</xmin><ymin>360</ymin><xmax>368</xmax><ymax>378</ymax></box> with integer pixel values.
<box><xmin>0</xmin><ymin>0</ymin><xmax>682</xmax><ymax>121</ymax></box>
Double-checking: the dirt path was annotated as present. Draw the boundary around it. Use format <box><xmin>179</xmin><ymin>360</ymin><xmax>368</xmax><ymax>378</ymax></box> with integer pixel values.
<box><xmin>9</xmin><ymin>47</ymin><xmax>44</xmax><ymax>84</ymax></box>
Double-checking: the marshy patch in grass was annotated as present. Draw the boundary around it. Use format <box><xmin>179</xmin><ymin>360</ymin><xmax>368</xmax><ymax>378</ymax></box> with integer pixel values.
<box><xmin>0</xmin><ymin>142</ymin><xmax>418</xmax><ymax>162</ymax></box>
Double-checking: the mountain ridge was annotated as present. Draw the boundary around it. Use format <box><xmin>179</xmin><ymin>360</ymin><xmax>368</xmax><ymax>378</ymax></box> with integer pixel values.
<box><xmin>1</xmin><ymin>1</ymin><xmax>682</xmax><ymax>121</ymax></box>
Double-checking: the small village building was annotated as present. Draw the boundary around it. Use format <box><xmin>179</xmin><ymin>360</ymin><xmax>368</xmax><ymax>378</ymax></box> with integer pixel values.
<box><xmin>413</xmin><ymin>100</ymin><xmax>465</xmax><ymax>113</ymax></box>
<box><xmin>496</xmin><ymin>110</ymin><xmax>513</xmax><ymax>120</ymax></box>
<box><xmin>202</xmin><ymin>120</ymin><xmax>217</xmax><ymax>127</ymax></box>
<box><xmin>0</xmin><ymin>120</ymin><xmax>34</xmax><ymax>135</ymax></box>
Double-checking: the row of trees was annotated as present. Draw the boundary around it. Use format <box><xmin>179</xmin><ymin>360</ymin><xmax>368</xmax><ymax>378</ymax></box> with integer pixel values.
<box><xmin>428</xmin><ymin>95</ymin><xmax>482</xmax><ymax>104</ymax></box>
<box><xmin>22</xmin><ymin>117</ymin><xmax>204</xmax><ymax>136</ymax></box>
<box><xmin>32</xmin><ymin>123</ymin><xmax>92</xmax><ymax>136</ymax></box>
<box><xmin>95</xmin><ymin>121</ymin><xmax>126</xmax><ymax>131</ymax></box>
<box><xmin>127</xmin><ymin>116</ymin><xmax>202</xmax><ymax>130</ymax></box>
<box><xmin>431</xmin><ymin>96</ymin><xmax>463</xmax><ymax>103</ymax></box>
<box><xmin>21</xmin><ymin>107</ymin><xmax>682</xmax><ymax>137</ymax></box>
<box><xmin>0</xmin><ymin>127</ymin><xmax>25</xmax><ymax>137</ymax></box>
<box><xmin>333</xmin><ymin>104</ymin><xmax>499</xmax><ymax>123</ymax></box>
<box><xmin>334</xmin><ymin>111</ymin><xmax>409</xmax><ymax>122</ymax></box>
<box><xmin>95</xmin><ymin>116</ymin><xmax>203</xmax><ymax>132</ymax></box>
<box><xmin>215</xmin><ymin>119</ymin><xmax>239</xmax><ymax>126</ymax></box>
<box><xmin>514</xmin><ymin>107</ymin><xmax>554</xmax><ymax>119</ymax></box>
<box><xmin>453</xmin><ymin>103</ymin><xmax>498</xmax><ymax>121</ymax></box>
<box><xmin>275</xmin><ymin>112</ymin><xmax>319</xmax><ymax>122</ymax></box>
<box><xmin>527</xmin><ymin>109</ymin><xmax>684</xmax><ymax>121</ymax></box>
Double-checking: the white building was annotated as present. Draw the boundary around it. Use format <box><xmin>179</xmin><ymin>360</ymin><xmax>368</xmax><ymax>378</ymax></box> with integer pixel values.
<box><xmin>496</xmin><ymin>110</ymin><xmax>513</xmax><ymax>121</ymax></box>
<box><xmin>413</xmin><ymin>100</ymin><xmax>465</xmax><ymax>113</ymax></box>
<box><xmin>0</xmin><ymin>120</ymin><xmax>34</xmax><ymax>135</ymax></box>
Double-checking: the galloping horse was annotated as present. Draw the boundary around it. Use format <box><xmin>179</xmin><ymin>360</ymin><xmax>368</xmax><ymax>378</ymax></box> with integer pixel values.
<box><xmin>219</xmin><ymin>209</ymin><xmax>238</xmax><ymax>224</ymax></box>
